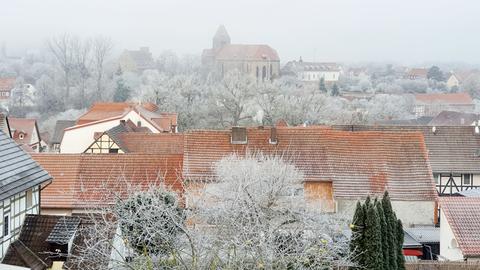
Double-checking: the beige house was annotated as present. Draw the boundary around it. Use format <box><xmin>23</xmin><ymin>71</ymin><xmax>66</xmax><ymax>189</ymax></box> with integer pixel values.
<box><xmin>202</xmin><ymin>25</ymin><xmax>280</xmax><ymax>81</ymax></box>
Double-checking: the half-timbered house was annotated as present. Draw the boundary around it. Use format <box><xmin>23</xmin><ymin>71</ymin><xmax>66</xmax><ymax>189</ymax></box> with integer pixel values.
<box><xmin>0</xmin><ymin>130</ymin><xmax>52</xmax><ymax>258</ymax></box>
<box><xmin>60</xmin><ymin>102</ymin><xmax>178</xmax><ymax>153</ymax></box>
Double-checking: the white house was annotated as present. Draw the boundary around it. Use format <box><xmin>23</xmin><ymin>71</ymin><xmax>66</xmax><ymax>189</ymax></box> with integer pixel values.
<box><xmin>283</xmin><ymin>59</ymin><xmax>341</xmax><ymax>83</ymax></box>
<box><xmin>0</xmin><ymin>129</ymin><xmax>52</xmax><ymax>259</ymax></box>
<box><xmin>439</xmin><ymin>197</ymin><xmax>480</xmax><ymax>261</ymax></box>
<box><xmin>60</xmin><ymin>102</ymin><xmax>177</xmax><ymax>153</ymax></box>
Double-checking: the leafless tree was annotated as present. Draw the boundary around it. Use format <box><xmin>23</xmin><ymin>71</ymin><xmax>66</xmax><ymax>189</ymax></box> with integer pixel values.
<box><xmin>47</xmin><ymin>33</ymin><xmax>75</xmax><ymax>105</ymax></box>
<box><xmin>68</xmin><ymin>153</ymin><xmax>352</xmax><ymax>269</ymax></box>
<box><xmin>92</xmin><ymin>36</ymin><xmax>113</xmax><ymax>101</ymax></box>
<box><xmin>71</xmin><ymin>37</ymin><xmax>91</xmax><ymax>108</ymax></box>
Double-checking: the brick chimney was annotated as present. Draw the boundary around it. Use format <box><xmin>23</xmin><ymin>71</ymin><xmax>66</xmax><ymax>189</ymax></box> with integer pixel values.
<box><xmin>231</xmin><ymin>127</ymin><xmax>247</xmax><ymax>144</ymax></box>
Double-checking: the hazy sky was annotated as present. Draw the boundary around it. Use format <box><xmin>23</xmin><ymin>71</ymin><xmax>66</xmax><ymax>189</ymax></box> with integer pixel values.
<box><xmin>1</xmin><ymin>0</ymin><xmax>479</xmax><ymax>64</ymax></box>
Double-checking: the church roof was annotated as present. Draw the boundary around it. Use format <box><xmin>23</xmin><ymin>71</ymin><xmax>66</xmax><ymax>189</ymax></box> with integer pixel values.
<box><xmin>215</xmin><ymin>44</ymin><xmax>279</xmax><ymax>61</ymax></box>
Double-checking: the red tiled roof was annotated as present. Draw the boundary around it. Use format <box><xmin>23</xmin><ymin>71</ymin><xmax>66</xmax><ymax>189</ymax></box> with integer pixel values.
<box><xmin>72</xmin><ymin>102</ymin><xmax>177</xmax><ymax>132</ymax></box>
<box><xmin>31</xmin><ymin>153</ymin><xmax>183</xmax><ymax>210</ymax></box>
<box><xmin>408</xmin><ymin>68</ymin><xmax>428</xmax><ymax>77</ymax></box>
<box><xmin>0</xmin><ymin>77</ymin><xmax>15</xmax><ymax>93</ymax></box>
<box><xmin>183</xmin><ymin>127</ymin><xmax>437</xmax><ymax>201</ymax></box>
<box><xmin>76</xmin><ymin>103</ymin><xmax>132</xmax><ymax>125</ymax></box>
<box><xmin>8</xmin><ymin>118</ymin><xmax>38</xmax><ymax>146</ymax></box>
<box><xmin>215</xmin><ymin>44</ymin><xmax>280</xmax><ymax>61</ymax></box>
<box><xmin>414</xmin><ymin>93</ymin><xmax>473</xmax><ymax>105</ymax></box>
<box><xmin>440</xmin><ymin>197</ymin><xmax>480</xmax><ymax>257</ymax></box>
<box><xmin>118</xmin><ymin>133</ymin><xmax>183</xmax><ymax>154</ymax></box>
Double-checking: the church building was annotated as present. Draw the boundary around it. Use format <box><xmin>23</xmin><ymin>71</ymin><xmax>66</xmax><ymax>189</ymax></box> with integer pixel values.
<box><xmin>202</xmin><ymin>25</ymin><xmax>280</xmax><ymax>81</ymax></box>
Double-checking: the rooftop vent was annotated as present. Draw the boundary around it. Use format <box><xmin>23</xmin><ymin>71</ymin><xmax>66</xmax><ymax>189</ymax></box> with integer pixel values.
<box><xmin>231</xmin><ymin>127</ymin><xmax>247</xmax><ymax>144</ymax></box>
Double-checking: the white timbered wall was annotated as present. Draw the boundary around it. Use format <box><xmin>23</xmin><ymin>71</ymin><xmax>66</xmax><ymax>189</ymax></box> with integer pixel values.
<box><xmin>0</xmin><ymin>185</ymin><xmax>40</xmax><ymax>258</ymax></box>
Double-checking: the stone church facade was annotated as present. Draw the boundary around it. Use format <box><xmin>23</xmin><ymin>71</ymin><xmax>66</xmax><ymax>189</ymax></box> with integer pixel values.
<box><xmin>202</xmin><ymin>25</ymin><xmax>280</xmax><ymax>81</ymax></box>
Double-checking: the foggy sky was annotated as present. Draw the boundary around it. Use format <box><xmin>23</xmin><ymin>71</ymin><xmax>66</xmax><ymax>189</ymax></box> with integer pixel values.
<box><xmin>1</xmin><ymin>0</ymin><xmax>479</xmax><ymax>65</ymax></box>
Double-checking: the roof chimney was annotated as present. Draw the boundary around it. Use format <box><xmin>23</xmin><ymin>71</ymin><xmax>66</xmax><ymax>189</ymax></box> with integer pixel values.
<box><xmin>269</xmin><ymin>127</ymin><xmax>278</xmax><ymax>144</ymax></box>
<box><xmin>120</xmin><ymin>119</ymin><xmax>126</xmax><ymax>126</ymax></box>
<box><xmin>231</xmin><ymin>127</ymin><xmax>247</xmax><ymax>144</ymax></box>
<box><xmin>432</xmin><ymin>126</ymin><xmax>437</xmax><ymax>135</ymax></box>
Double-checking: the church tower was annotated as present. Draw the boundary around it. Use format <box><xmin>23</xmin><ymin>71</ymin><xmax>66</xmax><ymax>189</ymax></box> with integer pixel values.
<box><xmin>212</xmin><ymin>25</ymin><xmax>231</xmax><ymax>50</ymax></box>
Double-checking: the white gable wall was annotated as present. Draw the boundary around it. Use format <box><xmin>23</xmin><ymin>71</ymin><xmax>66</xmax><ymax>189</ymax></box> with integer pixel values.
<box><xmin>439</xmin><ymin>209</ymin><xmax>464</xmax><ymax>261</ymax></box>
<box><xmin>60</xmin><ymin>111</ymin><xmax>160</xmax><ymax>153</ymax></box>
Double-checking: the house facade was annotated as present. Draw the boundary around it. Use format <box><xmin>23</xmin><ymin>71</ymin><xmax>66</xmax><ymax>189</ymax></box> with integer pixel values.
<box><xmin>412</xmin><ymin>93</ymin><xmax>475</xmax><ymax>117</ymax></box>
<box><xmin>0</xmin><ymin>130</ymin><xmax>52</xmax><ymax>258</ymax></box>
<box><xmin>201</xmin><ymin>25</ymin><xmax>280</xmax><ymax>81</ymax></box>
<box><xmin>182</xmin><ymin>126</ymin><xmax>437</xmax><ymax>226</ymax></box>
<box><xmin>118</xmin><ymin>47</ymin><xmax>155</xmax><ymax>73</ymax></box>
<box><xmin>282</xmin><ymin>59</ymin><xmax>341</xmax><ymax>83</ymax></box>
<box><xmin>0</xmin><ymin>78</ymin><xmax>15</xmax><ymax>101</ymax></box>
<box><xmin>60</xmin><ymin>103</ymin><xmax>177</xmax><ymax>153</ymax></box>
<box><xmin>84</xmin><ymin>121</ymin><xmax>183</xmax><ymax>154</ymax></box>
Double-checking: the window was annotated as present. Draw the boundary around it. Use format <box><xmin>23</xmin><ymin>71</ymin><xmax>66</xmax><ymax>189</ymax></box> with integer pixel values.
<box><xmin>463</xmin><ymin>174</ymin><xmax>471</xmax><ymax>185</ymax></box>
<box><xmin>26</xmin><ymin>189</ymin><xmax>33</xmax><ymax>208</ymax></box>
<box><xmin>109</xmin><ymin>148</ymin><xmax>119</xmax><ymax>153</ymax></box>
<box><xmin>4</xmin><ymin>215</ymin><xmax>9</xmax><ymax>237</ymax></box>
<box><xmin>433</xmin><ymin>173</ymin><xmax>440</xmax><ymax>184</ymax></box>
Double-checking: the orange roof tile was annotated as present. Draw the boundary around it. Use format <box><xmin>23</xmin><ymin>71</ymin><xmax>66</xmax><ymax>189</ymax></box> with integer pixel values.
<box><xmin>0</xmin><ymin>77</ymin><xmax>15</xmax><ymax>93</ymax></box>
<box><xmin>183</xmin><ymin>127</ymin><xmax>437</xmax><ymax>201</ymax></box>
<box><xmin>31</xmin><ymin>153</ymin><xmax>183</xmax><ymax>210</ymax></box>
<box><xmin>440</xmin><ymin>197</ymin><xmax>480</xmax><ymax>257</ymax></box>
<box><xmin>76</xmin><ymin>103</ymin><xmax>132</xmax><ymax>125</ymax></box>
<box><xmin>118</xmin><ymin>133</ymin><xmax>184</xmax><ymax>154</ymax></box>
<box><xmin>414</xmin><ymin>92</ymin><xmax>473</xmax><ymax>105</ymax></box>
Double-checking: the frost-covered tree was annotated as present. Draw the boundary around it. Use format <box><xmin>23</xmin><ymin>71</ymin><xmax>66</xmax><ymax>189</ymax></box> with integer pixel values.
<box><xmin>69</xmin><ymin>154</ymin><xmax>352</xmax><ymax>269</ymax></box>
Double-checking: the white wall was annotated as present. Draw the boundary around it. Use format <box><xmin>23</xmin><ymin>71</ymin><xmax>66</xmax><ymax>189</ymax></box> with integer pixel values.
<box><xmin>0</xmin><ymin>186</ymin><xmax>40</xmax><ymax>259</ymax></box>
<box><xmin>337</xmin><ymin>199</ymin><xmax>435</xmax><ymax>227</ymax></box>
<box><xmin>299</xmin><ymin>71</ymin><xmax>340</xmax><ymax>82</ymax></box>
<box><xmin>60</xmin><ymin>111</ymin><xmax>160</xmax><ymax>153</ymax></box>
<box><xmin>439</xmin><ymin>209</ymin><xmax>464</xmax><ymax>261</ymax></box>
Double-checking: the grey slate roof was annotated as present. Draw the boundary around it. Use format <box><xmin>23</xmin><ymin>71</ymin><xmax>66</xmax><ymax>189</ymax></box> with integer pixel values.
<box><xmin>403</xmin><ymin>231</ymin><xmax>422</xmax><ymax>248</ymax></box>
<box><xmin>428</xmin><ymin>111</ymin><xmax>479</xmax><ymax>126</ymax></box>
<box><xmin>46</xmin><ymin>216</ymin><xmax>80</xmax><ymax>244</ymax></box>
<box><xmin>334</xmin><ymin>125</ymin><xmax>480</xmax><ymax>174</ymax></box>
<box><xmin>456</xmin><ymin>188</ymin><xmax>480</xmax><ymax>197</ymax></box>
<box><xmin>50</xmin><ymin>120</ymin><xmax>76</xmax><ymax>144</ymax></box>
<box><xmin>0</xmin><ymin>130</ymin><xmax>51</xmax><ymax>200</ymax></box>
<box><xmin>405</xmin><ymin>227</ymin><xmax>440</xmax><ymax>243</ymax></box>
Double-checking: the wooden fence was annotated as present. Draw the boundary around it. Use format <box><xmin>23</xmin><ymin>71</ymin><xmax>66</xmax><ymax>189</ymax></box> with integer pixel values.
<box><xmin>406</xmin><ymin>262</ymin><xmax>480</xmax><ymax>270</ymax></box>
